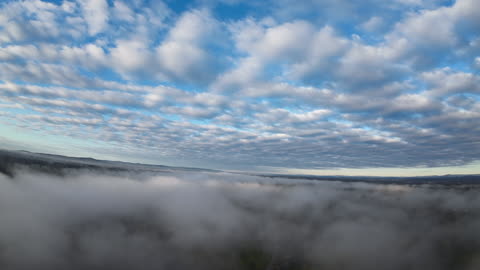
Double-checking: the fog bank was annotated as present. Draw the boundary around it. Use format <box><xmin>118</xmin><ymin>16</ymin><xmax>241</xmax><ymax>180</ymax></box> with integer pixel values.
<box><xmin>1</xmin><ymin>168</ymin><xmax>480</xmax><ymax>270</ymax></box>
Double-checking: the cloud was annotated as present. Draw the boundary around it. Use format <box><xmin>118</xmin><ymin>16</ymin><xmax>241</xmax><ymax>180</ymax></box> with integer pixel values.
<box><xmin>385</xmin><ymin>0</ymin><xmax>480</xmax><ymax>68</ymax></box>
<box><xmin>0</xmin><ymin>0</ymin><xmax>479</xmax><ymax>172</ymax></box>
<box><xmin>80</xmin><ymin>0</ymin><xmax>109</xmax><ymax>36</ymax></box>
<box><xmin>155</xmin><ymin>9</ymin><xmax>225</xmax><ymax>84</ymax></box>
<box><xmin>111</xmin><ymin>39</ymin><xmax>155</xmax><ymax>76</ymax></box>
<box><xmin>216</xmin><ymin>21</ymin><xmax>349</xmax><ymax>90</ymax></box>
<box><xmin>254</xmin><ymin>108</ymin><xmax>331</xmax><ymax>124</ymax></box>
<box><xmin>422</xmin><ymin>68</ymin><xmax>480</xmax><ymax>97</ymax></box>
<box><xmin>360</xmin><ymin>16</ymin><xmax>384</xmax><ymax>32</ymax></box>
<box><xmin>112</xmin><ymin>0</ymin><xmax>135</xmax><ymax>23</ymax></box>
<box><xmin>0</xmin><ymin>165</ymin><xmax>480</xmax><ymax>270</ymax></box>
<box><xmin>0</xmin><ymin>61</ymin><xmax>95</xmax><ymax>87</ymax></box>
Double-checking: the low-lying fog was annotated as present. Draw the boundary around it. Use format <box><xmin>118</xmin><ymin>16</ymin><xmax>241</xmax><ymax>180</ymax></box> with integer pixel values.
<box><xmin>1</xmin><ymin>168</ymin><xmax>479</xmax><ymax>270</ymax></box>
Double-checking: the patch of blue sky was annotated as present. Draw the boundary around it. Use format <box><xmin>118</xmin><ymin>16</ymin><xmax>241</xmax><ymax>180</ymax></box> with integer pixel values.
<box><xmin>462</xmin><ymin>93</ymin><xmax>480</xmax><ymax>101</ymax></box>
<box><xmin>189</xmin><ymin>118</ymin><xmax>212</xmax><ymax>126</ymax></box>
<box><xmin>154</xmin><ymin>112</ymin><xmax>181</xmax><ymax>122</ymax></box>
<box><xmin>162</xmin><ymin>0</ymin><xmax>194</xmax><ymax>14</ymax></box>
<box><xmin>212</xmin><ymin>1</ymin><xmax>260</xmax><ymax>21</ymax></box>
<box><xmin>442</xmin><ymin>62</ymin><xmax>477</xmax><ymax>73</ymax></box>
<box><xmin>76</xmin><ymin>67</ymin><xmax>125</xmax><ymax>85</ymax></box>
<box><xmin>158</xmin><ymin>80</ymin><xmax>205</xmax><ymax>92</ymax></box>
<box><xmin>322</xmin><ymin>116</ymin><xmax>346</xmax><ymax>124</ymax></box>
<box><xmin>38</xmin><ymin>0</ymin><xmax>63</xmax><ymax>5</ymax></box>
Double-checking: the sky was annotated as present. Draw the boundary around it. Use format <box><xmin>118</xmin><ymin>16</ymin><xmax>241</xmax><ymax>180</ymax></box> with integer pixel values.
<box><xmin>0</xmin><ymin>0</ymin><xmax>479</xmax><ymax>176</ymax></box>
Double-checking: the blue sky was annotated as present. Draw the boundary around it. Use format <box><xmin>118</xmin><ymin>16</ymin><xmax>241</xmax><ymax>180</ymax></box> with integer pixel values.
<box><xmin>0</xmin><ymin>0</ymin><xmax>479</xmax><ymax>176</ymax></box>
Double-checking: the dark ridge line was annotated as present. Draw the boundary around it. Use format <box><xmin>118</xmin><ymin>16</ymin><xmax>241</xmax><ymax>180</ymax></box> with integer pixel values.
<box><xmin>1</xmin><ymin>149</ymin><xmax>479</xmax><ymax>185</ymax></box>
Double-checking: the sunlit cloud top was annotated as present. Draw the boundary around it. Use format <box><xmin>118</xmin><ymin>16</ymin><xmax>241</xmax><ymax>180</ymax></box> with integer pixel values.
<box><xmin>0</xmin><ymin>0</ymin><xmax>479</xmax><ymax>174</ymax></box>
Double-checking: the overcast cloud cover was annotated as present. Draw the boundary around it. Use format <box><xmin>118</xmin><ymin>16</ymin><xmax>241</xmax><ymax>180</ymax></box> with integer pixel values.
<box><xmin>0</xmin><ymin>0</ymin><xmax>479</xmax><ymax>172</ymax></box>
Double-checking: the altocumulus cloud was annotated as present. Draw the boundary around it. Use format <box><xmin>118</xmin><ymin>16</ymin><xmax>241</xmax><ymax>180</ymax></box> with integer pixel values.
<box><xmin>0</xmin><ymin>0</ymin><xmax>479</xmax><ymax>171</ymax></box>
<box><xmin>1</xmin><ymin>166</ymin><xmax>480</xmax><ymax>270</ymax></box>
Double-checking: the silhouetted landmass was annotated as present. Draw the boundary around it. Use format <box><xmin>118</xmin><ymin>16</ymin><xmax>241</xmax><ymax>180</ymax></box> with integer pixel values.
<box><xmin>258</xmin><ymin>173</ymin><xmax>480</xmax><ymax>185</ymax></box>
<box><xmin>1</xmin><ymin>149</ymin><xmax>478</xmax><ymax>185</ymax></box>
<box><xmin>0</xmin><ymin>149</ymin><xmax>217</xmax><ymax>178</ymax></box>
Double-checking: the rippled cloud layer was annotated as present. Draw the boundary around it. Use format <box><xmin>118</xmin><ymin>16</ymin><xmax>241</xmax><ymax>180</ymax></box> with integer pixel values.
<box><xmin>0</xmin><ymin>0</ymin><xmax>479</xmax><ymax>171</ymax></box>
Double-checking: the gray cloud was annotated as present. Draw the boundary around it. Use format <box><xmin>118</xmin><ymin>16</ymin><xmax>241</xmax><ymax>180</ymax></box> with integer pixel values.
<box><xmin>1</xmin><ymin>165</ymin><xmax>480</xmax><ymax>270</ymax></box>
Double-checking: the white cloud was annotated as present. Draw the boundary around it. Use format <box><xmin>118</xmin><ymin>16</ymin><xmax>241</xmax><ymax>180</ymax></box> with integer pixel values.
<box><xmin>384</xmin><ymin>0</ymin><xmax>480</xmax><ymax>69</ymax></box>
<box><xmin>0</xmin><ymin>0</ymin><xmax>479</xmax><ymax>170</ymax></box>
<box><xmin>113</xmin><ymin>0</ymin><xmax>135</xmax><ymax>23</ymax></box>
<box><xmin>389</xmin><ymin>93</ymin><xmax>438</xmax><ymax>113</ymax></box>
<box><xmin>80</xmin><ymin>0</ymin><xmax>109</xmax><ymax>36</ymax></box>
<box><xmin>211</xmin><ymin>57</ymin><xmax>264</xmax><ymax>91</ymax></box>
<box><xmin>336</xmin><ymin>42</ymin><xmax>407</xmax><ymax>88</ymax></box>
<box><xmin>289</xmin><ymin>26</ymin><xmax>349</xmax><ymax>81</ymax></box>
<box><xmin>0</xmin><ymin>62</ymin><xmax>90</xmax><ymax>87</ymax></box>
<box><xmin>361</xmin><ymin>16</ymin><xmax>384</xmax><ymax>32</ymax></box>
<box><xmin>255</xmin><ymin>108</ymin><xmax>331</xmax><ymax>124</ymax></box>
<box><xmin>111</xmin><ymin>39</ymin><xmax>153</xmax><ymax>76</ymax></box>
<box><xmin>216</xmin><ymin>21</ymin><xmax>348</xmax><ymax>91</ymax></box>
<box><xmin>243</xmin><ymin>20</ymin><xmax>314</xmax><ymax>61</ymax></box>
<box><xmin>390</xmin><ymin>6</ymin><xmax>456</xmax><ymax>47</ymax></box>
<box><xmin>167</xmin><ymin>9</ymin><xmax>218</xmax><ymax>44</ymax></box>
<box><xmin>155</xmin><ymin>9</ymin><xmax>222</xmax><ymax>83</ymax></box>
<box><xmin>156</xmin><ymin>41</ymin><xmax>208</xmax><ymax>81</ymax></box>
<box><xmin>0</xmin><ymin>44</ymin><xmax>39</xmax><ymax>60</ymax></box>
<box><xmin>422</xmin><ymin>68</ymin><xmax>480</xmax><ymax>97</ymax></box>
<box><xmin>0</xmin><ymin>21</ymin><xmax>27</xmax><ymax>43</ymax></box>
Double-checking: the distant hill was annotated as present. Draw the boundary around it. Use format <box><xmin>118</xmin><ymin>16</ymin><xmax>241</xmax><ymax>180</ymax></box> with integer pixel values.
<box><xmin>0</xmin><ymin>149</ymin><xmax>217</xmax><ymax>177</ymax></box>
<box><xmin>256</xmin><ymin>172</ymin><xmax>480</xmax><ymax>185</ymax></box>
<box><xmin>1</xmin><ymin>149</ymin><xmax>479</xmax><ymax>185</ymax></box>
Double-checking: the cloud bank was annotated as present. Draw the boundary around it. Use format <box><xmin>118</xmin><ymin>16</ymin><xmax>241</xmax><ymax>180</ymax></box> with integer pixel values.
<box><xmin>1</xmin><ymin>166</ymin><xmax>480</xmax><ymax>270</ymax></box>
